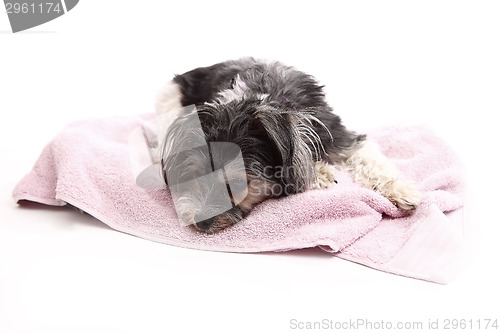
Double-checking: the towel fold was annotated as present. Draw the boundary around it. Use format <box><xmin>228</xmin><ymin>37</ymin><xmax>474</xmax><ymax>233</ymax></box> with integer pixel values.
<box><xmin>13</xmin><ymin>114</ymin><xmax>467</xmax><ymax>283</ymax></box>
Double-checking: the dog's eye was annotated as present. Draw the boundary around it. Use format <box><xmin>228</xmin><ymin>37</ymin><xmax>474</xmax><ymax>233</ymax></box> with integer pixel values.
<box><xmin>230</xmin><ymin>77</ymin><xmax>236</xmax><ymax>89</ymax></box>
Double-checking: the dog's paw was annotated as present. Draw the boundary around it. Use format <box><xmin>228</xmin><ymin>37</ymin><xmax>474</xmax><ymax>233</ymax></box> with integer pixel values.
<box><xmin>386</xmin><ymin>179</ymin><xmax>421</xmax><ymax>210</ymax></box>
<box><xmin>311</xmin><ymin>161</ymin><xmax>337</xmax><ymax>189</ymax></box>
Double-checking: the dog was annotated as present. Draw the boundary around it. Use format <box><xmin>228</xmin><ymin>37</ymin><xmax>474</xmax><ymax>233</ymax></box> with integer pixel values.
<box><xmin>154</xmin><ymin>58</ymin><xmax>420</xmax><ymax>234</ymax></box>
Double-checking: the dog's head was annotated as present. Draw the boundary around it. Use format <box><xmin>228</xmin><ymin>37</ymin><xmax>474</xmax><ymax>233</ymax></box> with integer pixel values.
<box><xmin>160</xmin><ymin>89</ymin><xmax>330</xmax><ymax>233</ymax></box>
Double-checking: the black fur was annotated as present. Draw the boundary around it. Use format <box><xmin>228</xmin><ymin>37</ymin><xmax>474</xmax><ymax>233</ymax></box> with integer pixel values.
<box><xmin>173</xmin><ymin>58</ymin><xmax>365</xmax><ymax>159</ymax></box>
<box><xmin>162</xmin><ymin>58</ymin><xmax>366</xmax><ymax>233</ymax></box>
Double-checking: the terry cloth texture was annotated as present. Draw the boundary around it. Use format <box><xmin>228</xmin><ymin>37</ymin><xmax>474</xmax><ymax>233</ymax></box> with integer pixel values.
<box><xmin>13</xmin><ymin>114</ymin><xmax>468</xmax><ymax>283</ymax></box>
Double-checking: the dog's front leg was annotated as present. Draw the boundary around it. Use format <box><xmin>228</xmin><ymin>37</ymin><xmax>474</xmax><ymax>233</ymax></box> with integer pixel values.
<box><xmin>311</xmin><ymin>161</ymin><xmax>338</xmax><ymax>189</ymax></box>
<box><xmin>341</xmin><ymin>141</ymin><xmax>421</xmax><ymax>210</ymax></box>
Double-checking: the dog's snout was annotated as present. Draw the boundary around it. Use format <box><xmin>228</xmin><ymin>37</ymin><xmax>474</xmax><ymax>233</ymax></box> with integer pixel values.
<box><xmin>194</xmin><ymin>216</ymin><xmax>214</xmax><ymax>231</ymax></box>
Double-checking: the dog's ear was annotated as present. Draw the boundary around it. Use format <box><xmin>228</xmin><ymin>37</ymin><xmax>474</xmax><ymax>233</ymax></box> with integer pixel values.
<box><xmin>252</xmin><ymin>109</ymin><xmax>321</xmax><ymax>191</ymax></box>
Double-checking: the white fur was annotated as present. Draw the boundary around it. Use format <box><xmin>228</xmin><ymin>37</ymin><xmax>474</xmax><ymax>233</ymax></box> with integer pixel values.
<box><xmin>153</xmin><ymin>80</ymin><xmax>183</xmax><ymax>162</ymax></box>
<box><xmin>215</xmin><ymin>76</ymin><xmax>247</xmax><ymax>104</ymax></box>
<box><xmin>311</xmin><ymin>161</ymin><xmax>337</xmax><ymax>189</ymax></box>
<box><xmin>342</xmin><ymin>141</ymin><xmax>421</xmax><ymax>210</ymax></box>
<box><xmin>156</xmin><ymin>80</ymin><xmax>182</xmax><ymax>115</ymax></box>
<box><xmin>214</xmin><ymin>76</ymin><xmax>269</xmax><ymax>105</ymax></box>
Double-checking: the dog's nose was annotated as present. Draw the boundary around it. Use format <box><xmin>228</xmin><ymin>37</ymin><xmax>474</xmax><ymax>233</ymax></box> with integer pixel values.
<box><xmin>194</xmin><ymin>217</ymin><xmax>214</xmax><ymax>231</ymax></box>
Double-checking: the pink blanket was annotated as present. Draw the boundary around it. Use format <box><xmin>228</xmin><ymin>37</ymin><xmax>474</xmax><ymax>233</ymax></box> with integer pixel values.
<box><xmin>13</xmin><ymin>115</ymin><xmax>467</xmax><ymax>283</ymax></box>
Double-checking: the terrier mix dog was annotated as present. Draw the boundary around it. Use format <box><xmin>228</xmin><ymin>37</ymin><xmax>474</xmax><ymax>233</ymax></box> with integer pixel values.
<box><xmin>154</xmin><ymin>58</ymin><xmax>420</xmax><ymax>233</ymax></box>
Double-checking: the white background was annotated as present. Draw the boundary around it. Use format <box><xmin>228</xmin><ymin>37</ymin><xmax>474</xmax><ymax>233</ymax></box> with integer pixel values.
<box><xmin>1</xmin><ymin>1</ymin><xmax>499</xmax><ymax>332</ymax></box>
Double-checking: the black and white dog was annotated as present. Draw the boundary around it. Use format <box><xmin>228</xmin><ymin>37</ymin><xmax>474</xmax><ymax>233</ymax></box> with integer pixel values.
<box><xmin>155</xmin><ymin>58</ymin><xmax>420</xmax><ymax>233</ymax></box>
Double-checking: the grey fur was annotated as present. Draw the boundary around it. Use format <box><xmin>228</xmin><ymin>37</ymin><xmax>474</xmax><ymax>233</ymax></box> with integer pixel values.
<box><xmin>161</xmin><ymin>58</ymin><xmax>365</xmax><ymax>233</ymax></box>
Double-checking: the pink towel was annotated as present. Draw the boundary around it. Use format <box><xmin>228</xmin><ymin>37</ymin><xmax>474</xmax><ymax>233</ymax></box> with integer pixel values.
<box><xmin>12</xmin><ymin>114</ymin><xmax>467</xmax><ymax>283</ymax></box>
